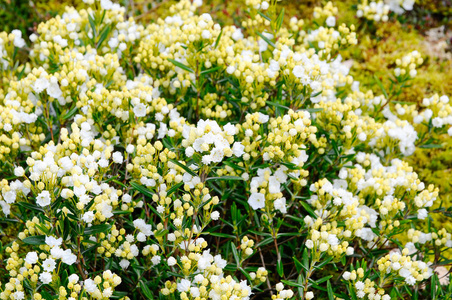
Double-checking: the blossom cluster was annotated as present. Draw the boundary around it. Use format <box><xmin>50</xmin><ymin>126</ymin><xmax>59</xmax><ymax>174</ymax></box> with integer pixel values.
<box><xmin>0</xmin><ymin>0</ymin><xmax>450</xmax><ymax>299</ymax></box>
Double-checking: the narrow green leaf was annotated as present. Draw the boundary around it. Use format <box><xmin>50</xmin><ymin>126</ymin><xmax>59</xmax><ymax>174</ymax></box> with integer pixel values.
<box><xmin>256</xmin><ymin>11</ymin><xmax>271</xmax><ymax>21</ymax></box>
<box><xmin>84</xmin><ymin>224</ymin><xmax>111</xmax><ymax>235</ymax></box>
<box><xmin>302</xmin><ymin>248</ymin><xmax>309</xmax><ymax>272</ymax></box>
<box><xmin>304</xmin><ymin>108</ymin><xmax>323</xmax><ymax>113</ymax></box>
<box><xmin>62</xmin><ymin>105</ymin><xmax>78</xmax><ymax>120</ymax></box>
<box><xmin>327</xmin><ymin>280</ymin><xmax>334</xmax><ymax>300</ymax></box>
<box><xmin>419</xmin><ymin>143</ymin><xmax>443</xmax><ymax>149</ymax></box>
<box><xmin>255</xmin><ymin>31</ymin><xmax>275</xmax><ymax>48</ymax></box>
<box><xmin>22</xmin><ymin>235</ymin><xmax>46</xmax><ymax>245</ymax></box>
<box><xmin>205</xmin><ymin>176</ymin><xmax>244</xmax><ymax>182</ymax></box>
<box><xmin>140</xmin><ymin>281</ymin><xmax>155</xmax><ymax>299</ymax></box>
<box><xmin>169</xmin><ymin>159</ymin><xmax>197</xmax><ymax>177</ymax></box>
<box><xmin>281</xmin><ymin>279</ymin><xmax>304</xmax><ymax>288</ymax></box>
<box><xmin>88</xmin><ymin>14</ymin><xmax>96</xmax><ymax>37</ymax></box>
<box><xmin>201</xmin><ymin>66</ymin><xmax>223</xmax><ymax>75</ymax></box>
<box><xmin>275</xmin><ymin>8</ymin><xmax>285</xmax><ymax>32</ymax></box>
<box><xmin>230</xmin><ymin>241</ymin><xmax>240</xmax><ymax>266</ymax></box>
<box><xmin>97</xmin><ymin>24</ymin><xmax>111</xmax><ymax>49</ymax></box>
<box><xmin>374</xmin><ymin>75</ymin><xmax>388</xmax><ymax>99</ymax></box>
<box><xmin>168</xmin><ymin>58</ymin><xmax>194</xmax><ymax>73</ymax></box>
<box><xmin>131</xmin><ymin>182</ymin><xmax>154</xmax><ymax>198</ymax></box>
<box><xmin>277</xmin><ymin>251</ymin><xmax>284</xmax><ymax>277</ymax></box>
<box><xmin>167</xmin><ymin>182</ymin><xmax>183</xmax><ymax>196</ymax></box>
<box><xmin>267</xmin><ymin>101</ymin><xmax>290</xmax><ymax>110</ymax></box>
<box><xmin>214</xmin><ymin>28</ymin><xmax>223</xmax><ymax>49</ymax></box>
<box><xmin>17</xmin><ymin>202</ymin><xmax>44</xmax><ymax>213</ymax></box>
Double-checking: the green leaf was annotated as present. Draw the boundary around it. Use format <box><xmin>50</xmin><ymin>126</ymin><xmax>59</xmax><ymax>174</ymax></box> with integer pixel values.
<box><xmin>310</xmin><ymin>275</ymin><xmax>333</xmax><ymax>285</ymax></box>
<box><xmin>281</xmin><ymin>279</ymin><xmax>304</xmax><ymax>288</ymax></box>
<box><xmin>419</xmin><ymin>143</ymin><xmax>443</xmax><ymax>149</ymax></box>
<box><xmin>304</xmin><ymin>108</ymin><xmax>323</xmax><ymax>113</ymax></box>
<box><xmin>97</xmin><ymin>24</ymin><xmax>111</xmax><ymax>49</ymax></box>
<box><xmin>256</xmin><ymin>237</ymin><xmax>274</xmax><ymax>248</ymax></box>
<box><xmin>140</xmin><ymin>280</ymin><xmax>155</xmax><ymax>299</ymax></box>
<box><xmin>214</xmin><ymin>28</ymin><xmax>223</xmax><ymax>49</ymax></box>
<box><xmin>169</xmin><ymin>159</ymin><xmax>197</xmax><ymax>177</ymax></box>
<box><xmin>167</xmin><ymin>182</ymin><xmax>183</xmax><ymax>196</ymax></box>
<box><xmin>168</xmin><ymin>58</ymin><xmax>194</xmax><ymax>73</ymax></box>
<box><xmin>84</xmin><ymin>224</ymin><xmax>111</xmax><ymax>235</ymax></box>
<box><xmin>88</xmin><ymin>14</ymin><xmax>96</xmax><ymax>37</ymax></box>
<box><xmin>374</xmin><ymin>75</ymin><xmax>388</xmax><ymax>99</ymax></box>
<box><xmin>256</xmin><ymin>11</ymin><xmax>271</xmax><ymax>22</ymax></box>
<box><xmin>17</xmin><ymin>201</ymin><xmax>44</xmax><ymax>213</ymax></box>
<box><xmin>275</xmin><ymin>8</ymin><xmax>285</xmax><ymax>32</ymax></box>
<box><xmin>205</xmin><ymin>176</ymin><xmax>244</xmax><ymax>182</ymax></box>
<box><xmin>201</xmin><ymin>66</ymin><xmax>223</xmax><ymax>75</ymax></box>
<box><xmin>131</xmin><ymin>182</ymin><xmax>154</xmax><ymax>198</ymax></box>
<box><xmin>255</xmin><ymin>31</ymin><xmax>275</xmax><ymax>48</ymax></box>
<box><xmin>230</xmin><ymin>241</ymin><xmax>240</xmax><ymax>266</ymax></box>
<box><xmin>327</xmin><ymin>280</ymin><xmax>334</xmax><ymax>300</ymax></box>
<box><xmin>22</xmin><ymin>235</ymin><xmax>46</xmax><ymax>245</ymax></box>
<box><xmin>277</xmin><ymin>247</ymin><xmax>284</xmax><ymax>277</ymax></box>
<box><xmin>300</xmin><ymin>201</ymin><xmax>316</xmax><ymax>217</ymax></box>
<box><xmin>302</xmin><ymin>248</ymin><xmax>309</xmax><ymax>271</ymax></box>
<box><xmin>267</xmin><ymin>101</ymin><xmax>290</xmax><ymax>110</ymax></box>
<box><xmin>62</xmin><ymin>105</ymin><xmax>78</xmax><ymax>120</ymax></box>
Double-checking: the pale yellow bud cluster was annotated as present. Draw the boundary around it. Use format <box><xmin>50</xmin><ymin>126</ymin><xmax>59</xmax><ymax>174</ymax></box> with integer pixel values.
<box><xmin>394</xmin><ymin>51</ymin><xmax>423</xmax><ymax>78</ymax></box>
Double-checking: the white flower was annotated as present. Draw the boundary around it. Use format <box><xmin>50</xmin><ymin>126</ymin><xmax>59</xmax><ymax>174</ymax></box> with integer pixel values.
<box><xmin>273</xmin><ymin>197</ymin><xmax>287</xmax><ymax>213</ymax></box>
<box><xmin>25</xmin><ymin>252</ymin><xmax>39</xmax><ymax>265</ymax></box>
<box><xmin>39</xmin><ymin>272</ymin><xmax>53</xmax><ymax>284</ymax></box>
<box><xmin>402</xmin><ymin>0</ymin><xmax>415</xmax><ymax>10</ymax></box>
<box><xmin>343</xmin><ymin>271</ymin><xmax>351</xmax><ymax>280</ymax></box>
<box><xmin>167</xmin><ymin>257</ymin><xmax>177</xmax><ymax>266</ymax></box>
<box><xmin>211</xmin><ymin>211</ymin><xmax>220</xmax><ymax>220</ymax></box>
<box><xmin>126</xmin><ymin>145</ymin><xmax>135</xmax><ymax>153</ymax></box>
<box><xmin>417</xmin><ymin>208</ymin><xmax>428</xmax><ymax>220</ymax></box>
<box><xmin>47</xmin><ymin>82</ymin><xmax>62</xmax><ymax>99</ymax></box>
<box><xmin>84</xmin><ymin>279</ymin><xmax>97</xmax><ymax>293</ymax></box>
<box><xmin>151</xmin><ymin>255</ymin><xmax>161</xmax><ymax>265</ymax></box>
<box><xmin>119</xmin><ymin>259</ymin><xmax>130</xmax><ymax>269</ymax></box>
<box><xmin>355</xmin><ymin>281</ymin><xmax>365</xmax><ymax>290</ymax></box>
<box><xmin>248</xmin><ymin>193</ymin><xmax>266</xmax><ymax>210</ymax></box>
<box><xmin>112</xmin><ymin>152</ymin><xmax>123</xmax><ymax>164</ymax></box>
<box><xmin>405</xmin><ymin>275</ymin><xmax>416</xmax><ymax>285</ymax></box>
<box><xmin>14</xmin><ymin>167</ymin><xmax>25</xmax><ymax>177</ymax></box>
<box><xmin>190</xmin><ymin>287</ymin><xmax>200</xmax><ymax>298</ymax></box>
<box><xmin>306</xmin><ymin>291</ymin><xmax>314</xmax><ymax>300</ymax></box>
<box><xmin>185</xmin><ymin>146</ymin><xmax>195</xmax><ymax>157</ymax></box>
<box><xmin>36</xmin><ymin>190</ymin><xmax>51</xmax><ymax>207</ymax></box>
<box><xmin>293</xmin><ymin>65</ymin><xmax>305</xmax><ymax>78</ymax></box>
<box><xmin>12</xmin><ymin>29</ymin><xmax>26</xmax><ymax>48</ymax></box>
<box><xmin>61</xmin><ymin>249</ymin><xmax>77</xmax><ymax>265</ymax></box>
<box><xmin>33</xmin><ymin>78</ymin><xmax>50</xmax><ymax>94</ymax></box>
<box><xmin>432</xmin><ymin>117</ymin><xmax>443</xmax><ymax>128</ymax></box>
<box><xmin>42</xmin><ymin>258</ymin><xmax>56</xmax><ymax>272</ymax></box>
<box><xmin>82</xmin><ymin>211</ymin><xmax>95</xmax><ymax>223</ymax></box>
<box><xmin>232</xmin><ymin>142</ymin><xmax>245</xmax><ymax>157</ymax></box>
<box><xmin>12</xmin><ymin>291</ymin><xmax>25</xmax><ymax>300</ymax></box>
<box><xmin>45</xmin><ymin>236</ymin><xmax>62</xmax><ymax>248</ymax></box>
<box><xmin>103</xmin><ymin>287</ymin><xmax>113</xmax><ymax>298</ymax></box>
<box><xmin>3</xmin><ymin>190</ymin><xmax>16</xmax><ymax>204</ymax></box>
<box><xmin>68</xmin><ymin>274</ymin><xmax>79</xmax><ymax>284</ymax></box>
<box><xmin>326</xmin><ymin>16</ymin><xmax>336</xmax><ymax>27</ymax></box>
<box><xmin>177</xmin><ymin>279</ymin><xmax>191</xmax><ymax>293</ymax></box>
<box><xmin>133</xmin><ymin>103</ymin><xmax>147</xmax><ymax>117</ymax></box>
<box><xmin>201</xmin><ymin>30</ymin><xmax>212</xmax><ymax>39</ymax></box>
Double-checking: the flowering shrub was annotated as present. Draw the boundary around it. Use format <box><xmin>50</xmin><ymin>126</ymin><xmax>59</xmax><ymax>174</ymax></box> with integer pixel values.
<box><xmin>0</xmin><ymin>0</ymin><xmax>451</xmax><ymax>299</ymax></box>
